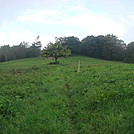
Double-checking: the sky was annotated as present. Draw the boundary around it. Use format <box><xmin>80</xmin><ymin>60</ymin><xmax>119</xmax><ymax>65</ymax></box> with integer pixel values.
<box><xmin>0</xmin><ymin>0</ymin><xmax>134</xmax><ymax>47</ymax></box>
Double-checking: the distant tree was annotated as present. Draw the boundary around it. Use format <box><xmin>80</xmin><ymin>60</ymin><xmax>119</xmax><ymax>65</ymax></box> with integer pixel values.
<box><xmin>62</xmin><ymin>36</ymin><xmax>81</xmax><ymax>54</ymax></box>
<box><xmin>81</xmin><ymin>34</ymin><xmax>126</xmax><ymax>61</ymax></box>
<box><xmin>0</xmin><ymin>45</ymin><xmax>11</xmax><ymax>61</ymax></box>
<box><xmin>12</xmin><ymin>42</ymin><xmax>30</xmax><ymax>59</ymax></box>
<box><xmin>41</xmin><ymin>37</ymin><xmax>71</xmax><ymax>64</ymax></box>
<box><xmin>100</xmin><ymin>34</ymin><xmax>126</xmax><ymax>61</ymax></box>
<box><xmin>0</xmin><ymin>36</ymin><xmax>42</xmax><ymax>63</ymax></box>
<box><xmin>29</xmin><ymin>36</ymin><xmax>42</xmax><ymax>57</ymax></box>
<box><xmin>81</xmin><ymin>35</ymin><xmax>100</xmax><ymax>57</ymax></box>
<box><xmin>125</xmin><ymin>42</ymin><xmax>134</xmax><ymax>63</ymax></box>
<box><xmin>0</xmin><ymin>54</ymin><xmax>5</xmax><ymax>62</ymax></box>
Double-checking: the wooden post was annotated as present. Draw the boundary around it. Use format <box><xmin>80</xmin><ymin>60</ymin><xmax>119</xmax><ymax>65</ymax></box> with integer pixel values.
<box><xmin>77</xmin><ymin>60</ymin><xmax>80</xmax><ymax>72</ymax></box>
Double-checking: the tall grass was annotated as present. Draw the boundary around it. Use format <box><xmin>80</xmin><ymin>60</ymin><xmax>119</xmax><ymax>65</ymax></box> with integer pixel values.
<box><xmin>0</xmin><ymin>56</ymin><xmax>134</xmax><ymax>134</ymax></box>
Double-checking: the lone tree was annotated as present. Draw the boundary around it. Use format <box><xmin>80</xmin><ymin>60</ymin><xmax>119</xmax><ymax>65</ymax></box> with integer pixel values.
<box><xmin>41</xmin><ymin>37</ymin><xmax>71</xmax><ymax>64</ymax></box>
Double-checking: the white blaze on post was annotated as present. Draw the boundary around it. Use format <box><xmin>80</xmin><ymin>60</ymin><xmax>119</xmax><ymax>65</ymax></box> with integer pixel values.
<box><xmin>77</xmin><ymin>60</ymin><xmax>80</xmax><ymax>72</ymax></box>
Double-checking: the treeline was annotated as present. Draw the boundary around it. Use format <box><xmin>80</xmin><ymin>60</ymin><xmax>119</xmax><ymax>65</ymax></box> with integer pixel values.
<box><xmin>0</xmin><ymin>38</ymin><xmax>41</xmax><ymax>62</ymax></box>
<box><xmin>0</xmin><ymin>34</ymin><xmax>134</xmax><ymax>63</ymax></box>
<box><xmin>62</xmin><ymin>34</ymin><xmax>134</xmax><ymax>63</ymax></box>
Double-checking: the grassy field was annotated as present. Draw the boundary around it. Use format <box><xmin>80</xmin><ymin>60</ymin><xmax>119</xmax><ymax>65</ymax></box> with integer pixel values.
<box><xmin>0</xmin><ymin>56</ymin><xmax>134</xmax><ymax>134</ymax></box>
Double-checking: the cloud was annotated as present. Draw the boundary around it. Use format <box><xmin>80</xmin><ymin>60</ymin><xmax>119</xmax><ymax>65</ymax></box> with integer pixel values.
<box><xmin>0</xmin><ymin>30</ymin><xmax>54</xmax><ymax>48</ymax></box>
<box><xmin>0</xmin><ymin>31</ymin><xmax>34</xmax><ymax>45</ymax></box>
<box><xmin>125</xmin><ymin>15</ymin><xmax>134</xmax><ymax>27</ymax></box>
<box><xmin>17</xmin><ymin>6</ymin><xmax>125</xmax><ymax>37</ymax></box>
<box><xmin>0</xmin><ymin>5</ymin><xmax>126</xmax><ymax>46</ymax></box>
<box><xmin>17</xmin><ymin>9</ymin><xmax>62</xmax><ymax>24</ymax></box>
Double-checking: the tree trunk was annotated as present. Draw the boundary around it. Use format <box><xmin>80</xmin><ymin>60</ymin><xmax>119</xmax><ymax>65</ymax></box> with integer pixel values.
<box><xmin>55</xmin><ymin>57</ymin><xmax>59</xmax><ymax>64</ymax></box>
<box><xmin>55</xmin><ymin>57</ymin><xmax>58</xmax><ymax>62</ymax></box>
<box><xmin>77</xmin><ymin>60</ymin><xmax>80</xmax><ymax>72</ymax></box>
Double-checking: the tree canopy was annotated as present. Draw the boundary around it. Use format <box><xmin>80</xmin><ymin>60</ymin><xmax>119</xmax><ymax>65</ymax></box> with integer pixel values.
<box><xmin>1</xmin><ymin>34</ymin><xmax>134</xmax><ymax>64</ymax></box>
<box><xmin>41</xmin><ymin>38</ymin><xmax>71</xmax><ymax>64</ymax></box>
<box><xmin>62</xmin><ymin>36</ymin><xmax>81</xmax><ymax>54</ymax></box>
<box><xmin>0</xmin><ymin>36</ymin><xmax>42</xmax><ymax>62</ymax></box>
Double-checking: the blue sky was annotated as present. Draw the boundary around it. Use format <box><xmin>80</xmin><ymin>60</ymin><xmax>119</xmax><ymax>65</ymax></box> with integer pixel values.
<box><xmin>0</xmin><ymin>0</ymin><xmax>134</xmax><ymax>47</ymax></box>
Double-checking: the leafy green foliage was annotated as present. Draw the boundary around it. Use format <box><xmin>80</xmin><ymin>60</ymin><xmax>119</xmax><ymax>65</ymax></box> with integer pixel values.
<box><xmin>61</xmin><ymin>34</ymin><xmax>134</xmax><ymax>63</ymax></box>
<box><xmin>62</xmin><ymin>36</ymin><xmax>81</xmax><ymax>54</ymax></box>
<box><xmin>0</xmin><ymin>56</ymin><xmax>134</xmax><ymax>134</ymax></box>
<box><xmin>41</xmin><ymin>38</ymin><xmax>71</xmax><ymax>63</ymax></box>
<box><xmin>125</xmin><ymin>42</ymin><xmax>134</xmax><ymax>63</ymax></box>
<box><xmin>0</xmin><ymin>36</ymin><xmax>42</xmax><ymax>63</ymax></box>
<box><xmin>1</xmin><ymin>34</ymin><xmax>134</xmax><ymax>63</ymax></box>
<box><xmin>80</xmin><ymin>34</ymin><xmax>126</xmax><ymax>61</ymax></box>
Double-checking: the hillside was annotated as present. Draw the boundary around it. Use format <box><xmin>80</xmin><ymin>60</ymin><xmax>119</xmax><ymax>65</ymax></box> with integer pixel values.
<box><xmin>0</xmin><ymin>56</ymin><xmax>134</xmax><ymax>134</ymax></box>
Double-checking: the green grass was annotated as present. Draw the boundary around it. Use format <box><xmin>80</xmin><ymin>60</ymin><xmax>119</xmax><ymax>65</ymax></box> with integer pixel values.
<box><xmin>0</xmin><ymin>56</ymin><xmax>134</xmax><ymax>134</ymax></box>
